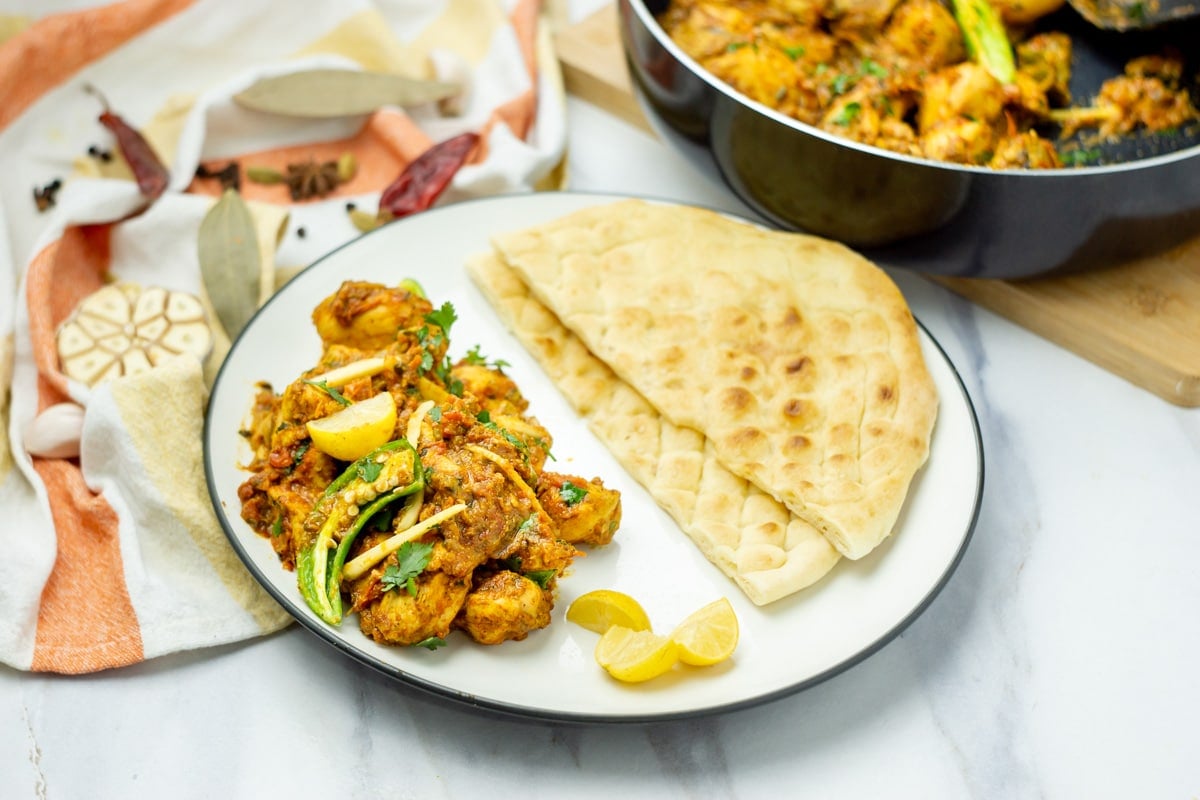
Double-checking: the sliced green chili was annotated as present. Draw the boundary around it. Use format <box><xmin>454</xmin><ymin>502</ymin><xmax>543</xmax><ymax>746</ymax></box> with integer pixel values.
<box><xmin>297</xmin><ymin>439</ymin><xmax>424</xmax><ymax>624</ymax></box>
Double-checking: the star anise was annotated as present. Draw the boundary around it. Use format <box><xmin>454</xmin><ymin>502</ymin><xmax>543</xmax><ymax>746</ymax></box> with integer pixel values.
<box><xmin>286</xmin><ymin>159</ymin><xmax>341</xmax><ymax>201</ymax></box>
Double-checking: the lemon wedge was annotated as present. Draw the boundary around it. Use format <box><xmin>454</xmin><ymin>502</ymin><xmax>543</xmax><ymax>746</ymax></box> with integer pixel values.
<box><xmin>306</xmin><ymin>391</ymin><xmax>397</xmax><ymax>461</ymax></box>
<box><xmin>669</xmin><ymin>597</ymin><xmax>739</xmax><ymax>666</ymax></box>
<box><xmin>594</xmin><ymin>626</ymin><xmax>679</xmax><ymax>683</ymax></box>
<box><xmin>566</xmin><ymin>589</ymin><xmax>652</xmax><ymax>634</ymax></box>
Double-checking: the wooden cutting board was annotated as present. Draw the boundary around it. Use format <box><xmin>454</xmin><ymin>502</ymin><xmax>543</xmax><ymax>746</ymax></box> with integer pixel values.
<box><xmin>555</xmin><ymin>4</ymin><xmax>1200</xmax><ymax>407</ymax></box>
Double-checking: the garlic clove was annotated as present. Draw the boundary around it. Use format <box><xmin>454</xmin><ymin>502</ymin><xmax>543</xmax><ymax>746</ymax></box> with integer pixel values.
<box><xmin>24</xmin><ymin>402</ymin><xmax>86</xmax><ymax>459</ymax></box>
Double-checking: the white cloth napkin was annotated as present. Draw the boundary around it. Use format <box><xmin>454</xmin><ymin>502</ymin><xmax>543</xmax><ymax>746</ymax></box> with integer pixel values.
<box><xmin>0</xmin><ymin>0</ymin><xmax>565</xmax><ymax>673</ymax></box>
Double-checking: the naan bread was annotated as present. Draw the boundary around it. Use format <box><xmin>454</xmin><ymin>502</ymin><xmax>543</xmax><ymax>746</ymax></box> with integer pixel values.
<box><xmin>467</xmin><ymin>252</ymin><xmax>840</xmax><ymax>605</ymax></box>
<box><xmin>491</xmin><ymin>200</ymin><xmax>938</xmax><ymax>560</ymax></box>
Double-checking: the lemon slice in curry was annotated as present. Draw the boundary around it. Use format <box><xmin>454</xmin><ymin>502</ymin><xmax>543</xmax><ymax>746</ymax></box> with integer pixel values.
<box><xmin>594</xmin><ymin>625</ymin><xmax>679</xmax><ymax>683</ymax></box>
<box><xmin>669</xmin><ymin>597</ymin><xmax>739</xmax><ymax>666</ymax></box>
<box><xmin>306</xmin><ymin>391</ymin><xmax>397</xmax><ymax>461</ymax></box>
<box><xmin>566</xmin><ymin>589</ymin><xmax>652</xmax><ymax>634</ymax></box>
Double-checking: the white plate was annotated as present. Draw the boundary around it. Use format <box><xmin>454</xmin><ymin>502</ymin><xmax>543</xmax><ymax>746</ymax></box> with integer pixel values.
<box><xmin>205</xmin><ymin>191</ymin><xmax>983</xmax><ymax>723</ymax></box>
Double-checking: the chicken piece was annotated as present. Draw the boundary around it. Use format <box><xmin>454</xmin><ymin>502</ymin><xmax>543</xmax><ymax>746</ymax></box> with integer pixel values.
<box><xmin>989</xmin><ymin>0</ymin><xmax>1064</xmax><ymax>24</ymax></box>
<box><xmin>828</xmin><ymin>0</ymin><xmax>903</xmax><ymax>37</ymax></box>
<box><xmin>658</xmin><ymin>1</ymin><xmax>758</xmax><ymax>60</ymax></box>
<box><xmin>918</xmin><ymin>63</ymin><xmax>1005</xmax><ymax>134</ymax></box>
<box><xmin>1005</xmin><ymin>71</ymin><xmax>1051</xmax><ymax>119</ymax></box>
<box><xmin>701</xmin><ymin>42</ymin><xmax>806</xmax><ymax>111</ymax></box>
<box><xmin>1124</xmin><ymin>54</ymin><xmax>1184</xmax><ymax>85</ymax></box>
<box><xmin>1094</xmin><ymin>73</ymin><xmax>1198</xmax><ymax>136</ymax></box>
<box><xmin>493</xmin><ymin>516</ymin><xmax>582</xmax><ymax>573</ymax></box>
<box><xmin>456</xmin><ymin>570</ymin><xmax>553</xmax><ymax>645</ymax></box>
<box><xmin>1017</xmin><ymin>33</ymin><xmax>1072</xmax><ymax>106</ymax></box>
<box><xmin>537</xmin><ymin>473</ymin><xmax>622</xmax><ymax>547</ymax></box>
<box><xmin>451</xmin><ymin>362</ymin><xmax>528</xmax><ymax>416</ymax></box>
<box><xmin>885</xmin><ymin>0</ymin><xmax>965</xmax><ymax>70</ymax></box>
<box><xmin>312</xmin><ymin>281</ymin><xmax>432</xmax><ymax>350</ymax></box>
<box><xmin>989</xmin><ymin>130</ymin><xmax>1061</xmax><ymax>169</ymax></box>
<box><xmin>358</xmin><ymin>570</ymin><xmax>470</xmax><ymax>645</ymax></box>
<box><xmin>766</xmin><ymin>0</ymin><xmax>832</xmax><ymax>26</ymax></box>
<box><xmin>821</xmin><ymin>93</ymin><xmax>883</xmax><ymax>144</ymax></box>
<box><xmin>920</xmin><ymin>118</ymin><xmax>997</xmax><ymax>164</ymax></box>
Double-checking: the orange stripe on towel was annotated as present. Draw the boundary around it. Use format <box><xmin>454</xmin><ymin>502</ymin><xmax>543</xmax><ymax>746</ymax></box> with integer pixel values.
<box><xmin>26</xmin><ymin>227</ymin><xmax>144</xmax><ymax>673</ymax></box>
<box><xmin>0</xmin><ymin>0</ymin><xmax>195</xmax><ymax>133</ymax></box>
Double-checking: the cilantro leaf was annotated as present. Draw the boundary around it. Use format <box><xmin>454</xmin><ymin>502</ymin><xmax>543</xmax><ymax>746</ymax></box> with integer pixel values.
<box><xmin>830</xmin><ymin>73</ymin><xmax>853</xmax><ymax>95</ymax></box>
<box><xmin>289</xmin><ymin>441</ymin><xmax>310</xmax><ymax>472</ymax></box>
<box><xmin>783</xmin><ymin>45</ymin><xmax>805</xmax><ymax>60</ymax></box>
<box><xmin>860</xmin><ymin>59</ymin><xmax>888</xmax><ymax>78</ymax></box>
<box><xmin>424</xmin><ymin>302</ymin><xmax>457</xmax><ymax>335</ymax></box>
<box><xmin>355</xmin><ymin>458</ymin><xmax>383</xmax><ymax>484</ymax></box>
<box><xmin>429</xmin><ymin>405</ymin><xmax>443</xmax><ymax>422</ymax></box>
<box><xmin>559</xmin><ymin>481</ymin><xmax>588</xmax><ymax>506</ymax></box>
<box><xmin>381</xmin><ymin>540</ymin><xmax>434</xmax><ymax>595</ymax></box>
<box><xmin>464</xmin><ymin>345</ymin><xmax>511</xmax><ymax>371</ymax></box>
<box><xmin>517</xmin><ymin>516</ymin><xmax>537</xmax><ymax>535</ymax></box>
<box><xmin>833</xmin><ymin>102</ymin><xmax>862</xmax><ymax>126</ymax></box>
<box><xmin>414</xmin><ymin>636</ymin><xmax>446</xmax><ymax>650</ymax></box>
<box><xmin>303</xmin><ymin>379</ymin><xmax>351</xmax><ymax>406</ymax></box>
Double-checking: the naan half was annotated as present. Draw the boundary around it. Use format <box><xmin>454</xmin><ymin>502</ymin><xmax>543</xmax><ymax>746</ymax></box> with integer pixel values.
<box><xmin>491</xmin><ymin>200</ymin><xmax>938</xmax><ymax>560</ymax></box>
<box><xmin>467</xmin><ymin>252</ymin><xmax>840</xmax><ymax>605</ymax></box>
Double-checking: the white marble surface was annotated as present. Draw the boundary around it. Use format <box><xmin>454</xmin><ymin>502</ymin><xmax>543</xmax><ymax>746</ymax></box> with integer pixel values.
<box><xmin>4</xmin><ymin>85</ymin><xmax>1200</xmax><ymax>800</ymax></box>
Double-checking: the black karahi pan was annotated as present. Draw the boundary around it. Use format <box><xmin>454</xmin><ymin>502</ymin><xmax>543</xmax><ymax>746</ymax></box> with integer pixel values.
<box><xmin>619</xmin><ymin>0</ymin><xmax>1200</xmax><ymax>278</ymax></box>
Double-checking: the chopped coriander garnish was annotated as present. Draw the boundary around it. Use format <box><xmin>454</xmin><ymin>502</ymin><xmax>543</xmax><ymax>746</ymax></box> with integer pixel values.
<box><xmin>429</xmin><ymin>405</ymin><xmax>443</xmax><ymax>422</ymax></box>
<box><xmin>291</xmin><ymin>440</ymin><xmax>310</xmax><ymax>466</ymax></box>
<box><xmin>464</xmin><ymin>345</ymin><xmax>510</xmax><ymax>371</ymax></box>
<box><xmin>414</xmin><ymin>636</ymin><xmax>446</xmax><ymax>651</ymax></box>
<box><xmin>783</xmin><ymin>45</ymin><xmax>805</xmax><ymax>60</ymax></box>
<box><xmin>424</xmin><ymin>302</ymin><xmax>457</xmax><ymax>335</ymax></box>
<box><xmin>559</xmin><ymin>481</ymin><xmax>588</xmax><ymax>507</ymax></box>
<box><xmin>860</xmin><ymin>59</ymin><xmax>888</xmax><ymax>79</ymax></box>
<box><xmin>303</xmin><ymin>379</ymin><xmax>351</xmax><ymax>406</ymax></box>
<box><xmin>1060</xmin><ymin>147</ymin><xmax>1103</xmax><ymax>167</ymax></box>
<box><xmin>830</xmin><ymin>73</ymin><xmax>853</xmax><ymax>96</ymax></box>
<box><xmin>517</xmin><ymin>515</ymin><xmax>537</xmax><ymax>535</ymax></box>
<box><xmin>833</xmin><ymin>102</ymin><xmax>862</xmax><ymax>126</ymax></box>
<box><xmin>355</xmin><ymin>458</ymin><xmax>383</xmax><ymax>484</ymax></box>
<box><xmin>476</xmin><ymin>410</ymin><xmax>528</xmax><ymax>453</ymax></box>
<box><xmin>381</xmin><ymin>540</ymin><xmax>434</xmax><ymax>596</ymax></box>
<box><xmin>270</xmin><ymin>515</ymin><xmax>284</xmax><ymax>537</ymax></box>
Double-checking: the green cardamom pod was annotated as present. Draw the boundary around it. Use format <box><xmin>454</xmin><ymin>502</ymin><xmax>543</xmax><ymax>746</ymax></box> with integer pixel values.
<box><xmin>349</xmin><ymin>207</ymin><xmax>380</xmax><ymax>233</ymax></box>
<box><xmin>246</xmin><ymin>165</ymin><xmax>285</xmax><ymax>184</ymax></box>
<box><xmin>337</xmin><ymin>152</ymin><xmax>358</xmax><ymax>183</ymax></box>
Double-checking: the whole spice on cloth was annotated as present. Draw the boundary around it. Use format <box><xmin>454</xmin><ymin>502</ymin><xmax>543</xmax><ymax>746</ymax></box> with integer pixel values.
<box><xmin>0</xmin><ymin>0</ymin><xmax>565</xmax><ymax>675</ymax></box>
<box><xmin>84</xmin><ymin>84</ymin><xmax>169</xmax><ymax>200</ymax></box>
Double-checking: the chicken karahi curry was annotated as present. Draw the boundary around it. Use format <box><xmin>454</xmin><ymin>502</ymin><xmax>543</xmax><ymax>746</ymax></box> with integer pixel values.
<box><xmin>659</xmin><ymin>0</ymin><xmax>1198</xmax><ymax>168</ymax></box>
<box><xmin>237</xmin><ymin>280</ymin><xmax>621</xmax><ymax>649</ymax></box>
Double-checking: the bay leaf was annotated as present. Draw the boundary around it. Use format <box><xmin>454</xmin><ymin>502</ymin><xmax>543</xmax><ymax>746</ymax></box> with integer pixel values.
<box><xmin>198</xmin><ymin>189</ymin><xmax>261</xmax><ymax>340</ymax></box>
<box><xmin>233</xmin><ymin>69</ymin><xmax>460</xmax><ymax>118</ymax></box>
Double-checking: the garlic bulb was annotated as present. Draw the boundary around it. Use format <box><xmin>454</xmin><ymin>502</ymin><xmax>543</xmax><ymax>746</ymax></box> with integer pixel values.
<box><xmin>24</xmin><ymin>402</ymin><xmax>85</xmax><ymax>459</ymax></box>
<box><xmin>56</xmin><ymin>283</ymin><xmax>213</xmax><ymax>386</ymax></box>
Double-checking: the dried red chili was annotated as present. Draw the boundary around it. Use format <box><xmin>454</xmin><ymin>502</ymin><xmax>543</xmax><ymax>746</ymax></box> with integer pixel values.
<box><xmin>378</xmin><ymin>132</ymin><xmax>479</xmax><ymax>221</ymax></box>
<box><xmin>85</xmin><ymin>85</ymin><xmax>169</xmax><ymax>200</ymax></box>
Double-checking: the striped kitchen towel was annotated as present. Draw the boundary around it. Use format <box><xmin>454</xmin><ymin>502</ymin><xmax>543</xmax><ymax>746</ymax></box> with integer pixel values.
<box><xmin>0</xmin><ymin>0</ymin><xmax>565</xmax><ymax>673</ymax></box>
